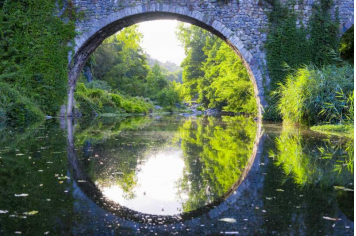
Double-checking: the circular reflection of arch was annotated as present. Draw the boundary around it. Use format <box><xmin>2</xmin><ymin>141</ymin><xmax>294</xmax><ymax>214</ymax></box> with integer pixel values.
<box><xmin>67</xmin><ymin>6</ymin><xmax>267</xmax><ymax>117</ymax></box>
<box><xmin>66</xmin><ymin>118</ymin><xmax>263</xmax><ymax>224</ymax></box>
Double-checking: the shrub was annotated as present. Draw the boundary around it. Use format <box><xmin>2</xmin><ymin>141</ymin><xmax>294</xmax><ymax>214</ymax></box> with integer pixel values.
<box><xmin>275</xmin><ymin>64</ymin><xmax>354</xmax><ymax>126</ymax></box>
<box><xmin>0</xmin><ymin>82</ymin><xmax>44</xmax><ymax>124</ymax></box>
<box><xmin>74</xmin><ymin>83</ymin><xmax>153</xmax><ymax>116</ymax></box>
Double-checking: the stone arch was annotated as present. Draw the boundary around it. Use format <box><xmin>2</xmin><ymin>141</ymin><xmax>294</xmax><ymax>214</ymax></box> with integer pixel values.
<box><xmin>340</xmin><ymin>17</ymin><xmax>354</xmax><ymax>35</ymax></box>
<box><xmin>67</xmin><ymin>4</ymin><xmax>268</xmax><ymax>118</ymax></box>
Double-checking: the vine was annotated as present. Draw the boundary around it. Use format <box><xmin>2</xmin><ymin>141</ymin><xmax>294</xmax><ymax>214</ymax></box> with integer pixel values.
<box><xmin>263</xmin><ymin>0</ymin><xmax>340</xmax><ymax>120</ymax></box>
<box><xmin>0</xmin><ymin>0</ymin><xmax>76</xmax><ymax>116</ymax></box>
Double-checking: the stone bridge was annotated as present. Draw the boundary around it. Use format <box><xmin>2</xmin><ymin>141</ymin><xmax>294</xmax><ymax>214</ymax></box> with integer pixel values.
<box><xmin>67</xmin><ymin>0</ymin><xmax>354</xmax><ymax>117</ymax></box>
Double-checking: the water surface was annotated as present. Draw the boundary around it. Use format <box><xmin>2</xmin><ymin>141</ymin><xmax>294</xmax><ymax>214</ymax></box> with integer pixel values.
<box><xmin>0</xmin><ymin>115</ymin><xmax>353</xmax><ymax>235</ymax></box>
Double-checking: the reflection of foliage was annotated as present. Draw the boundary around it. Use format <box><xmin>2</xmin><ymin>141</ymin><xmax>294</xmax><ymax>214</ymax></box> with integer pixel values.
<box><xmin>116</xmin><ymin>171</ymin><xmax>138</xmax><ymax>200</ymax></box>
<box><xmin>175</xmin><ymin>116</ymin><xmax>257</xmax><ymax>212</ymax></box>
<box><xmin>76</xmin><ymin>117</ymin><xmax>153</xmax><ymax>199</ymax></box>
<box><xmin>77</xmin><ymin>116</ymin><xmax>178</xmax><ymax>200</ymax></box>
<box><xmin>272</xmin><ymin>126</ymin><xmax>354</xmax><ymax>187</ymax></box>
<box><xmin>74</xmin><ymin>116</ymin><xmax>152</xmax><ymax>145</ymax></box>
<box><xmin>0</xmin><ymin>122</ymin><xmax>73</xmax><ymax>235</ymax></box>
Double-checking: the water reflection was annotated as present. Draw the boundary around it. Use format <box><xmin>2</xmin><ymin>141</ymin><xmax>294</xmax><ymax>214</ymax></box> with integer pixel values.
<box><xmin>103</xmin><ymin>149</ymin><xmax>186</xmax><ymax>215</ymax></box>
<box><xmin>271</xmin><ymin>126</ymin><xmax>354</xmax><ymax>187</ymax></box>
<box><xmin>0</xmin><ymin>116</ymin><xmax>353</xmax><ymax>235</ymax></box>
<box><xmin>72</xmin><ymin>115</ymin><xmax>259</xmax><ymax>218</ymax></box>
<box><xmin>175</xmin><ymin>116</ymin><xmax>258</xmax><ymax>212</ymax></box>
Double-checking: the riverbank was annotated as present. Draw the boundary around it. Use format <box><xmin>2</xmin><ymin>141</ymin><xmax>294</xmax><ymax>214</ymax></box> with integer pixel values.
<box><xmin>311</xmin><ymin>124</ymin><xmax>354</xmax><ymax>138</ymax></box>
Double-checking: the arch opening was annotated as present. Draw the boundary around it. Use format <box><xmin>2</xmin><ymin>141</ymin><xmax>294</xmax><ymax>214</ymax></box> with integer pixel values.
<box><xmin>68</xmin><ymin>10</ymin><xmax>266</xmax><ymax>118</ymax></box>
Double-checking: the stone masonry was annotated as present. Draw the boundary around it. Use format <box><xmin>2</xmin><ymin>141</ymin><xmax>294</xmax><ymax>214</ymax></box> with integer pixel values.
<box><xmin>67</xmin><ymin>0</ymin><xmax>354</xmax><ymax>117</ymax></box>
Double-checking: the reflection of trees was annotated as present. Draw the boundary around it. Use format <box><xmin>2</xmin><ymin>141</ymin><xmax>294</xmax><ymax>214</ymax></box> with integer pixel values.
<box><xmin>74</xmin><ymin>116</ymin><xmax>152</xmax><ymax>146</ymax></box>
<box><xmin>261</xmin><ymin>127</ymin><xmax>354</xmax><ymax>235</ymax></box>
<box><xmin>272</xmin><ymin>127</ymin><xmax>354</xmax><ymax>187</ymax></box>
<box><xmin>0</xmin><ymin>121</ymin><xmax>74</xmax><ymax>235</ymax></box>
<box><xmin>76</xmin><ymin>116</ymin><xmax>180</xmax><ymax>200</ymax></box>
<box><xmin>175</xmin><ymin>116</ymin><xmax>257</xmax><ymax>212</ymax></box>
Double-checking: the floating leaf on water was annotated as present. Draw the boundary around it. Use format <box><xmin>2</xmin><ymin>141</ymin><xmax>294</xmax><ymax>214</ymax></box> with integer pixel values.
<box><xmin>58</xmin><ymin>176</ymin><xmax>70</xmax><ymax>180</ymax></box>
<box><xmin>219</xmin><ymin>218</ymin><xmax>236</xmax><ymax>223</ymax></box>
<box><xmin>15</xmin><ymin>194</ymin><xmax>28</xmax><ymax>197</ymax></box>
<box><xmin>24</xmin><ymin>211</ymin><xmax>38</xmax><ymax>216</ymax></box>
<box><xmin>0</xmin><ymin>210</ymin><xmax>8</xmax><ymax>214</ymax></box>
<box><xmin>323</xmin><ymin>216</ymin><xmax>341</xmax><ymax>221</ymax></box>
<box><xmin>334</xmin><ymin>186</ymin><xmax>354</xmax><ymax>191</ymax></box>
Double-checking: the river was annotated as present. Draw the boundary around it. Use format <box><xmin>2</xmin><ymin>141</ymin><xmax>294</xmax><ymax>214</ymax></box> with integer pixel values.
<box><xmin>0</xmin><ymin>115</ymin><xmax>353</xmax><ymax>235</ymax></box>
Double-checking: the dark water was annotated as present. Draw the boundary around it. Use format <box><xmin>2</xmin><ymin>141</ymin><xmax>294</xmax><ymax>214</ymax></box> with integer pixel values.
<box><xmin>0</xmin><ymin>115</ymin><xmax>353</xmax><ymax>235</ymax></box>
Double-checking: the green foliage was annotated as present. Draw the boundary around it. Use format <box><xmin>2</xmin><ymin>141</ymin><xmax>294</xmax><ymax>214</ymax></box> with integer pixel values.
<box><xmin>84</xmin><ymin>80</ymin><xmax>113</xmax><ymax>91</ymax></box>
<box><xmin>0</xmin><ymin>82</ymin><xmax>44</xmax><ymax>124</ymax></box>
<box><xmin>264</xmin><ymin>0</ymin><xmax>341</xmax><ymax>120</ymax></box>
<box><xmin>275</xmin><ymin>64</ymin><xmax>354</xmax><ymax>126</ymax></box>
<box><xmin>88</xmin><ymin>26</ymin><xmax>180</xmax><ymax>108</ymax></box>
<box><xmin>265</xmin><ymin>11</ymin><xmax>309</xmax><ymax>88</ymax></box>
<box><xmin>75</xmin><ymin>83</ymin><xmax>153</xmax><ymax>116</ymax></box>
<box><xmin>265</xmin><ymin>0</ymin><xmax>339</xmax><ymax>89</ymax></box>
<box><xmin>311</xmin><ymin>124</ymin><xmax>354</xmax><ymax>138</ymax></box>
<box><xmin>0</xmin><ymin>0</ymin><xmax>76</xmax><ymax>115</ymax></box>
<box><xmin>155</xmin><ymin>87</ymin><xmax>180</xmax><ymax>107</ymax></box>
<box><xmin>175</xmin><ymin>116</ymin><xmax>257</xmax><ymax>211</ymax></box>
<box><xmin>272</xmin><ymin>126</ymin><xmax>353</xmax><ymax>187</ymax></box>
<box><xmin>176</xmin><ymin>24</ymin><xmax>209</xmax><ymax>101</ymax></box>
<box><xmin>308</xmin><ymin>0</ymin><xmax>340</xmax><ymax>65</ymax></box>
<box><xmin>339</xmin><ymin>25</ymin><xmax>354</xmax><ymax>64</ymax></box>
<box><xmin>147</xmin><ymin>56</ymin><xmax>183</xmax><ymax>83</ymax></box>
<box><xmin>176</xmin><ymin>24</ymin><xmax>257</xmax><ymax>115</ymax></box>
<box><xmin>0</xmin><ymin>122</ymin><xmax>74</xmax><ymax>235</ymax></box>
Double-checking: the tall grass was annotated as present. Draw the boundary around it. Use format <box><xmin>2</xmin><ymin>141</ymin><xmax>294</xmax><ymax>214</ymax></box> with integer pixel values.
<box><xmin>275</xmin><ymin>64</ymin><xmax>354</xmax><ymax>126</ymax></box>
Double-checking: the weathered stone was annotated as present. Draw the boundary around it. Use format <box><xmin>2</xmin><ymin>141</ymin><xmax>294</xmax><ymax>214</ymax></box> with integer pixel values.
<box><xmin>66</xmin><ymin>0</ymin><xmax>354</xmax><ymax>117</ymax></box>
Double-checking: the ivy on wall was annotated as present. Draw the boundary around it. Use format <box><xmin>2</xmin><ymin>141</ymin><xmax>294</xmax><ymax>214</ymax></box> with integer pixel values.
<box><xmin>0</xmin><ymin>0</ymin><xmax>76</xmax><ymax>116</ymax></box>
<box><xmin>263</xmin><ymin>0</ymin><xmax>340</xmax><ymax>120</ymax></box>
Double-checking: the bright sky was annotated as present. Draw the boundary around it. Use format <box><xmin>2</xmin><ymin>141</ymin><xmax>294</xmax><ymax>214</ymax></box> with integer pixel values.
<box><xmin>102</xmin><ymin>148</ymin><xmax>187</xmax><ymax>215</ymax></box>
<box><xmin>137</xmin><ymin>20</ymin><xmax>186</xmax><ymax>66</ymax></box>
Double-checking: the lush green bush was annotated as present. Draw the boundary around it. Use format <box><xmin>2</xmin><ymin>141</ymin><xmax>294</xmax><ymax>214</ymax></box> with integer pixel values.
<box><xmin>0</xmin><ymin>82</ymin><xmax>44</xmax><ymax>124</ymax></box>
<box><xmin>0</xmin><ymin>0</ymin><xmax>76</xmax><ymax>115</ymax></box>
<box><xmin>154</xmin><ymin>87</ymin><xmax>180</xmax><ymax>107</ymax></box>
<box><xmin>75</xmin><ymin>83</ymin><xmax>153</xmax><ymax>116</ymax></box>
<box><xmin>275</xmin><ymin>64</ymin><xmax>354</xmax><ymax>126</ymax></box>
<box><xmin>263</xmin><ymin>0</ymin><xmax>340</xmax><ymax>121</ymax></box>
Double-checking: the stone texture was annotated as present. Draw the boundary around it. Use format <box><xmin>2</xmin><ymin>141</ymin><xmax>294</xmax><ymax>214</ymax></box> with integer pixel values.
<box><xmin>68</xmin><ymin>0</ymin><xmax>354</xmax><ymax>117</ymax></box>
